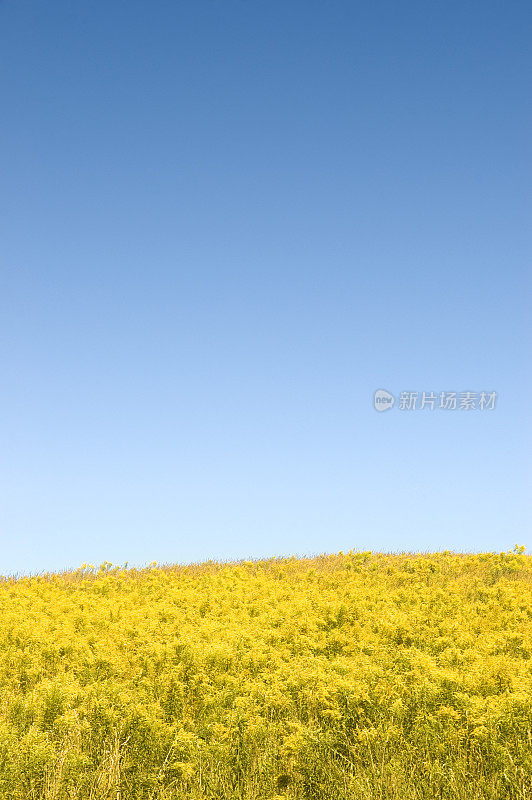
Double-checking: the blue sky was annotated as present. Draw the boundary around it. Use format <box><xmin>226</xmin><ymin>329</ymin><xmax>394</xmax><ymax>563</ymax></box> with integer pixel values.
<box><xmin>1</xmin><ymin>0</ymin><xmax>530</xmax><ymax>574</ymax></box>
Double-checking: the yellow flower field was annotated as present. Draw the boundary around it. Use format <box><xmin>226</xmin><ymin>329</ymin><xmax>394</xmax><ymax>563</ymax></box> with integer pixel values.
<box><xmin>0</xmin><ymin>548</ymin><xmax>531</xmax><ymax>799</ymax></box>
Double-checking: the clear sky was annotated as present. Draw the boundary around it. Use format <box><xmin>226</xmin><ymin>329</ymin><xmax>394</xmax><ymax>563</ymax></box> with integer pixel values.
<box><xmin>1</xmin><ymin>0</ymin><xmax>530</xmax><ymax>575</ymax></box>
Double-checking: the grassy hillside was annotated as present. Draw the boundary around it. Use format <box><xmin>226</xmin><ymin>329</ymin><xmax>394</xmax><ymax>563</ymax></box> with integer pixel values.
<box><xmin>0</xmin><ymin>549</ymin><xmax>531</xmax><ymax>799</ymax></box>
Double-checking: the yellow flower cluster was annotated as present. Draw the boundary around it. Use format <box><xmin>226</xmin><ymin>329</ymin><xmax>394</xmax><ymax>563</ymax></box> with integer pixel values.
<box><xmin>0</xmin><ymin>548</ymin><xmax>530</xmax><ymax>799</ymax></box>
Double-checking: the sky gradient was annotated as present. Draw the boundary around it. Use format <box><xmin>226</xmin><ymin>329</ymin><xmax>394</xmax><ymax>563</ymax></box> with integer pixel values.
<box><xmin>1</xmin><ymin>0</ymin><xmax>531</xmax><ymax>575</ymax></box>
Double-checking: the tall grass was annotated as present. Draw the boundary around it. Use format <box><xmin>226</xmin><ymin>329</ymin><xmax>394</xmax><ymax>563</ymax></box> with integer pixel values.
<box><xmin>0</xmin><ymin>548</ymin><xmax>530</xmax><ymax>799</ymax></box>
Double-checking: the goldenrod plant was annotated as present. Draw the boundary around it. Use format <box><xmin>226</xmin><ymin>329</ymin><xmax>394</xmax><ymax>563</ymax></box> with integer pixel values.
<box><xmin>0</xmin><ymin>547</ymin><xmax>530</xmax><ymax>799</ymax></box>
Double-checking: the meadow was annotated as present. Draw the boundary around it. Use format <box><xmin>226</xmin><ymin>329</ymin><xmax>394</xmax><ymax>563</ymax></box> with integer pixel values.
<box><xmin>0</xmin><ymin>548</ymin><xmax>530</xmax><ymax>799</ymax></box>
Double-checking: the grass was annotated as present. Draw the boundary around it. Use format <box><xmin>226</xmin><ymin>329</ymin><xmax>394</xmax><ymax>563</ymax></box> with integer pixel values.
<box><xmin>0</xmin><ymin>547</ymin><xmax>530</xmax><ymax>799</ymax></box>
